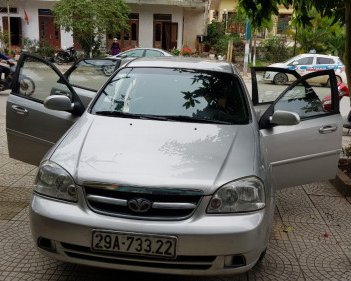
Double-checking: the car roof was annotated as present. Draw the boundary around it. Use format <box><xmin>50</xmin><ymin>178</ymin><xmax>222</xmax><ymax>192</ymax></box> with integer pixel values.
<box><xmin>121</xmin><ymin>47</ymin><xmax>172</xmax><ymax>55</ymax></box>
<box><xmin>300</xmin><ymin>53</ymin><xmax>340</xmax><ymax>59</ymax></box>
<box><xmin>125</xmin><ymin>57</ymin><xmax>236</xmax><ymax>74</ymax></box>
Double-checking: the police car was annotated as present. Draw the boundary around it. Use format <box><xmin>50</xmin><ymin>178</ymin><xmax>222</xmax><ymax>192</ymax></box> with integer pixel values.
<box><xmin>263</xmin><ymin>53</ymin><xmax>347</xmax><ymax>85</ymax></box>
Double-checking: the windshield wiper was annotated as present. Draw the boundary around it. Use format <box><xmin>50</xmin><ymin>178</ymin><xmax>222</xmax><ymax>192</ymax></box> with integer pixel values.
<box><xmin>161</xmin><ymin>115</ymin><xmax>232</xmax><ymax>124</ymax></box>
<box><xmin>94</xmin><ymin>111</ymin><xmax>169</xmax><ymax>121</ymax></box>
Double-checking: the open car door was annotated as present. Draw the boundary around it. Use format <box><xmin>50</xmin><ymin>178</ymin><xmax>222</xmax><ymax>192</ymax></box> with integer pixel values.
<box><xmin>6</xmin><ymin>53</ymin><xmax>85</xmax><ymax>166</ymax></box>
<box><xmin>252</xmin><ymin>67</ymin><xmax>342</xmax><ymax>189</ymax></box>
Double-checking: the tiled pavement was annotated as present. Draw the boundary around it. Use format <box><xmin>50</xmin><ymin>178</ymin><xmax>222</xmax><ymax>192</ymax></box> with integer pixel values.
<box><xmin>1</xmin><ymin>92</ymin><xmax>351</xmax><ymax>280</ymax></box>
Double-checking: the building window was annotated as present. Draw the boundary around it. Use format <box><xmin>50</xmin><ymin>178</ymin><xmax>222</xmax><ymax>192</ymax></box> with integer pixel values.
<box><xmin>154</xmin><ymin>14</ymin><xmax>172</xmax><ymax>21</ymax></box>
<box><xmin>0</xmin><ymin>7</ymin><xmax>17</xmax><ymax>13</ymax></box>
<box><xmin>277</xmin><ymin>14</ymin><xmax>291</xmax><ymax>34</ymax></box>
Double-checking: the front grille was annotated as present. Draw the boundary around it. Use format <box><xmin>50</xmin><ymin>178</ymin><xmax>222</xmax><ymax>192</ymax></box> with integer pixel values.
<box><xmin>84</xmin><ymin>186</ymin><xmax>203</xmax><ymax>220</ymax></box>
<box><xmin>61</xmin><ymin>242</ymin><xmax>215</xmax><ymax>270</ymax></box>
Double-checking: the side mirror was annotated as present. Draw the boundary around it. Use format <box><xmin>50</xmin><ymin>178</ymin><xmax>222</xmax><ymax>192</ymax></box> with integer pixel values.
<box><xmin>44</xmin><ymin>95</ymin><xmax>74</xmax><ymax>111</ymax></box>
<box><xmin>270</xmin><ymin>110</ymin><xmax>300</xmax><ymax>126</ymax></box>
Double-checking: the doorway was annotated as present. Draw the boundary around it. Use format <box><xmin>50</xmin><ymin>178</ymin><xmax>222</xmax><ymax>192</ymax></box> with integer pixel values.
<box><xmin>153</xmin><ymin>14</ymin><xmax>178</xmax><ymax>51</ymax></box>
<box><xmin>38</xmin><ymin>9</ymin><xmax>61</xmax><ymax>49</ymax></box>
<box><xmin>2</xmin><ymin>17</ymin><xmax>22</xmax><ymax>46</ymax></box>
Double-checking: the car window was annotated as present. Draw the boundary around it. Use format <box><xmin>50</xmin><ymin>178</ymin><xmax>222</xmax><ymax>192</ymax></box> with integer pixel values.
<box><xmin>121</xmin><ymin>49</ymin><xmax>144</xmax><ymax>57</ymax></box>
<box><xmin>68</xmin><ymin>59</ymin><xmax>119</xmax><ymax>91</ymax></box>
<box><xmin>316</xmin><ymin>57</ymin><xmax>335</xmax><ymax>65</ymax></box>
<box><xmin>273</xmin><ymin>74</ymin><xmax>333</xmax><ymax>119</ymax></box>
<box><xmin>17</xmin><ymin>56</ymin><xmax>73</xmax><ymax>102</ymax></box>
<box><xmin>145</xmin><ymin>50</ymin><xmax>163</xmax><ymax>57</ymax></box>
<box><xmin>292</xmin><ymin>56</ymin><xmax>314</xmax><ymax>65</ymax></box>
<box><xmin>92</xmin><ymin>68</ymin><xmax>249</xmax><ymax>124</ymax></box>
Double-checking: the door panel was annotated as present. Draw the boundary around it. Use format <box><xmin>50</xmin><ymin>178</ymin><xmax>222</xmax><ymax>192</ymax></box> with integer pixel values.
<box><xmin>6</xmin><ymin>54</ymin><xmax>84</xmax><ymax>165</ymax></box>
<box><xmin>254</xmin><ymin>68</ymin><xmax>342</xmax><ymax>189</ymax></box>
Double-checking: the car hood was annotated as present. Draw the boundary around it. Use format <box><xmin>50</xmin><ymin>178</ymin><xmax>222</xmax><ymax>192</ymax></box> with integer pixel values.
<box><xmin>50</xmin><ymin>114</ymin><xmax>259</xmax><ymax>195</ymax></box>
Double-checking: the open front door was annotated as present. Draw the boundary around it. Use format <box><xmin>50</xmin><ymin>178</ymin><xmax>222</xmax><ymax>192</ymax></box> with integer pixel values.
<box><xmin>252</xmin><ymin>67</ymin><xmax>342</xmax><ymax>189</ymax></box>
<box><xmin>6</xmin><ymin>53</ymin><xmax>84</xmax><ymax>165</ymax></box>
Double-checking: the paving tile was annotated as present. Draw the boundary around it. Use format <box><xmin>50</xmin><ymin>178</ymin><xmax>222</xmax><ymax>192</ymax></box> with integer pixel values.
<box><xmin>0</xmin><ymin>271</ymin><xmax>50</xmax><ymax>281</ymax></box>
<box><xmin>302</xmin><ymin>181</ymin><xmax>342</xmax><ymax>197</ymax></box>
<box><xmin>0</xmin><ymin>174</ymin><xmax>23</xmax><ymax>187</ymax></box>
<box><xmin>271</xmin><ymin>207</ymin><xmax>289</xmax><ymax>241</ymax></box>
<box><xmin>0</xmin><ymin>201</ymin><xmax>28</xmax><ymax>220</ymax></box>
<box><xmin>291</xmin><ymin>241</ymin><xmax>351</xmax><ymax>281</ymax></box>
<box><xmin>327</xmin><ymin>224</ymin><xmax>351</xmax><ymax>246</ymax></box>
<box><xmin>0</xmin><ymin>187</ymin><xmax>32</xmax><ymax>202</ymax></box>
<box><xmin>278</xmin><ymin>222</ymin><xmax>336</xmax><ymax>244</ymax></box>
<box><xmin>0</xmin><ymin>163</ymin><xmax>36</xmax><ymax>176</ymax></box>
<box><xmin>276</xmin><ymin>186</ymin><xmax>313</xmax><ymax>208</ymax></box>
<box><xmin>11</xmin><ymin>206</ymin><xmax>30</xmax><ymax>222</ymax></box>
<box><xmin>309</xmin><ymin>196</ymin><xmax>351</xmax><ymax>227</ymax></box>
<box><xmin>309</xmin><ymin>195</ymin><xmax>351</xmax><ymax>209</ymax></box>
<box><xmin>11</xmin><ymin>175</ymin><xmax>36</xmax><ymax>189</ymax></box>
<box><xmin>277</xmin><ymin>205</ymin><xmax>325</xmax><ymax>225</ymax></box>
<box><xmin>247</xmin><ymin>240</ymin><xmax>302</xmax><ymax>281</ymax></box>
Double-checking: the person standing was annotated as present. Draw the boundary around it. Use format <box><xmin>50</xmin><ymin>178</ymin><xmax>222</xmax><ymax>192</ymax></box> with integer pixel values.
<box><xmin>110</xmin><ymin>38</ymin><xmax>121</xmax><ymax>56</ymax></box>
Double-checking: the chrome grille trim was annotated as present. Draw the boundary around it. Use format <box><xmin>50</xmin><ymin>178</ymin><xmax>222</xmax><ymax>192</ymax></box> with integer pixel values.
<box><xmin>84</xmin><ymin>186</ymin><xmax>203</xmax><ymax>220</ymax></box>
<box><xmin>153</xmin><ymin>202</ymin><xmax>196</xmax><ymax>209</ymax></box>
<box><xmin>87</xmin><ymin>195</ymin><xmax>127</xmax><ymax>206</ymax></box>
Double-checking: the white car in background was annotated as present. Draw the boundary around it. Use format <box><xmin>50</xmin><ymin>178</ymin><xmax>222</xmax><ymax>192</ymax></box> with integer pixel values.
<box><xmin>264</xmin><ymin>53</ymin><xmax>347</xmax><ymax>85</ymax></box>
<box><xmin>110</xmin><ymin>48</ymin><xmax>173</xmax><ymax>58</ymax></box>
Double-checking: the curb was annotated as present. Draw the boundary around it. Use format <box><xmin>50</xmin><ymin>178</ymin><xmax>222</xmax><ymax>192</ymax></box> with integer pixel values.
<box><xmin>330</xmin><ymin>168</ymin><xmax>351</xmax><ymax>196</ymax></box>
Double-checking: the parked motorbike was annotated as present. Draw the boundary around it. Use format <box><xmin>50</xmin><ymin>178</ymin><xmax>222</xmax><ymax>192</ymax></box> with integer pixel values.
<box><xmin>0</xmin><ymin>59</ymin><xmax>35</xmax><ymax>96</ymax></box>
<box><xmin>53</xmin><ymin>46</ymin><xmax>77</xmax><ymax>65</ymax></box>
<box><xmin>322</xmin><ymin>82</ymin><xmax>349</xmax><ymax>112</ymax></box>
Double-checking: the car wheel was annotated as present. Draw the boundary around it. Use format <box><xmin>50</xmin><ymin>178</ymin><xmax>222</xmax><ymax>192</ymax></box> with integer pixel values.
<box><xmin>273</xmin><ymin>73</ymin><xmax>288</xmax><ymax>85</ymax></box>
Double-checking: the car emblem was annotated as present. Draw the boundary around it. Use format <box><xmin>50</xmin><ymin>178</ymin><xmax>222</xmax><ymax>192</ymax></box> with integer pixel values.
<box><xmin>128</xmin><ymin>198</ymin><xmax>152</xmax><ymax>213</ymax></box>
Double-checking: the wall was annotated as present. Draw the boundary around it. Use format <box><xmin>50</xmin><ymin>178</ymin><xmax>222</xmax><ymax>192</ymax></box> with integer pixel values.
<box><xmin>129</xmin><ymin>4</ymin><xmax>183</xmax><ymax>49</ymax></box>
<box><xmin>183</xmin><ymin>8</ymin><xmax>206</xmax><ymax>51</ymax></box>
<box><xmin>0</xmin><ymin>0</ymin><xmax>73</xmax><ymax>48</ymax></box>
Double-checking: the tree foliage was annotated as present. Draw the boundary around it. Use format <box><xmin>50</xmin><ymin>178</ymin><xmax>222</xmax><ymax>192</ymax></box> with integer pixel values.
<box><xmin>53</xmin><ymin>0</ymin><xmax>130</xmax><ymax>56</ymax></box>
<box><xmin>240</xmin><ymin>0</ymin><xmax>351</xmax><ymax>94</ymax></box>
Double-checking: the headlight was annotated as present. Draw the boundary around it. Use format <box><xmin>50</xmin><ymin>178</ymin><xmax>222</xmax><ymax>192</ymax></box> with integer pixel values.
<box><xmin>207</xmin><ymin>177</ymin><xmax>265</xmax><ymax>213</ymax></box>
<box><xmin>35</xmin><ymin>161</ymin><xmax>78</xmax><ymax>202</ymax></box>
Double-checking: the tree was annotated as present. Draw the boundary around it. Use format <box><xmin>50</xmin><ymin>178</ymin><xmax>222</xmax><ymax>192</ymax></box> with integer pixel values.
<box><xmin>289</xmin><ymin>8</ymin><xmax>345</xmax><ymax>55</ymax></box>
<box><xmin>53</xmin><ymin>0</ymin><xmax>130</xmax><ymax>57</ymax></box>
<box><xmin>240</xmin><ymin>0</ymin><xmax>351</xmax><ymax>98</ymax></box>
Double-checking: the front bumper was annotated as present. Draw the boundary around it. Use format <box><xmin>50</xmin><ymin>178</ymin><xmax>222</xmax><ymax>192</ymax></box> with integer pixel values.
<box><xmin>30</xmin><ymin>193</ymin><xmax>273</xmax><ymax>276</ymax></box>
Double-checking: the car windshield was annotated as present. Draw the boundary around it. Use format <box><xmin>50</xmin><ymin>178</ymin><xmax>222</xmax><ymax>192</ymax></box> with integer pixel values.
<box><xmin>91</xmin><ymin>67</ymin><xmax>249</xmax><ymax>124</ymax></box>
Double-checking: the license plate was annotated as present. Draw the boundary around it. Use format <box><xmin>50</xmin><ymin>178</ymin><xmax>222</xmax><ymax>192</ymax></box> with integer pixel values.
<box><xmin>92</xmin><ymin>230</ymin><xmax>177</xmax><ymax>258</ymax></box>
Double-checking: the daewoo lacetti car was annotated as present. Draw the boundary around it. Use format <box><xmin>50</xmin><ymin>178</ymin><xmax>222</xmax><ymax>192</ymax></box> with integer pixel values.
<box><xmin>7</xmin><ymin>54</ymin><xmax>342</xmax><ymax>275</ymax></box>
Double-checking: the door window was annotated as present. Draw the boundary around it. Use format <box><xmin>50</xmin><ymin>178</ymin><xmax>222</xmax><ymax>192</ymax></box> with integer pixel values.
<box><xmin>67</xmin><ymin>59</ymin><xmax>119</xmax><ymax>91</ymax></box>
<box><xmin>290</xmin><ymin>56</ymin><xmax>313</xmax><ymax>65</ymax></box>
<box><xmin>316</xmin><ymin>57</ymin><xmax>335</xmax><ymax>65</ymax></box>
<box><xmin>16</xmin><ymin>56</ymin><xmax>73</xmax><ymax>102</ymax></box>
<box><xmin>274</xmin><ymin>74</ymin><xmax>333</xmax><ymax>119</ymax></box>
<box><xmin>145</xmin><ymin>50</ymin><xmax>163</xmax><ymax>57</ymax></box>
<box><xmin>122</xmin><ymin>49</ymin><xmax>144</xmax><ymax>57</ymax></box>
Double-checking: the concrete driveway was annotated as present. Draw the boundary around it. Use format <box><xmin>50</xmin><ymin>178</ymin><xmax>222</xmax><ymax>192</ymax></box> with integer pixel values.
<box><xmin>0</xmin><ymin>91</ymin><xmax>351</xmax><ymax>280</ymax></box>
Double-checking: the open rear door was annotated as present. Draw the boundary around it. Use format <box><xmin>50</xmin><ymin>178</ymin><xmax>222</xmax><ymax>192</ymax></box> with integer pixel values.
<box><xmin>252</xmin><ymin>67</ymin><xmax>342</xmax><ymax>189</ymax></box>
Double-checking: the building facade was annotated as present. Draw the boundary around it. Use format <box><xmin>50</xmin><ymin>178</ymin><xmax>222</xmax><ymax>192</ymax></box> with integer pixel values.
<box><xmin>0</xmin><ymin>0</ymin><xmax>209</xmax><ymax>52</ymax></box>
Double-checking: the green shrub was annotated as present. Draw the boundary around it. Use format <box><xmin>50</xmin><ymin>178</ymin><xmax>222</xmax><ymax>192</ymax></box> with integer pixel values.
<box><xmin>260</xmin><ymin>36</ymin><xmax>292</xmax><ymax>62</ymax></box>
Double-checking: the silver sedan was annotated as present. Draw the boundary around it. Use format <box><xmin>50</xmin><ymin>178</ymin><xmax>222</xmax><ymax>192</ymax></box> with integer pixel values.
<box><xmin>7</xmin><ymin>55</ymin><xmax>342</xmax><ymax>275</ymax></box>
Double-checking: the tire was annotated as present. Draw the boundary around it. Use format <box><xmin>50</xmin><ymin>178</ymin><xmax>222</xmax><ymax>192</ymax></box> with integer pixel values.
<box><xmin>19</xmin><ymin>77</ymin><xmax>35</xmax><ymax>97</ymax></box>
<box><xmin>0</xmin><ymin>80</ymin><xmax>7</xmax><ymax>92</ymax></box>
<box><xmin>273</xmin><ymin>73</ymin><xmax>288</xmax><ymax>85</ymax></box>
<box><xmin>54</xmin><ymin>55</ymin><xmax>64</xmax><ymax>65</ymax></box>
<box><xmin>102</xmin><ymin>65</ymin><xmax>115</xmax><ymax>76</ymax></box>
<box><xmin>326</xmin><ymin>76</ymin><xmax>342</xmax><ymax>87</ymax></box>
